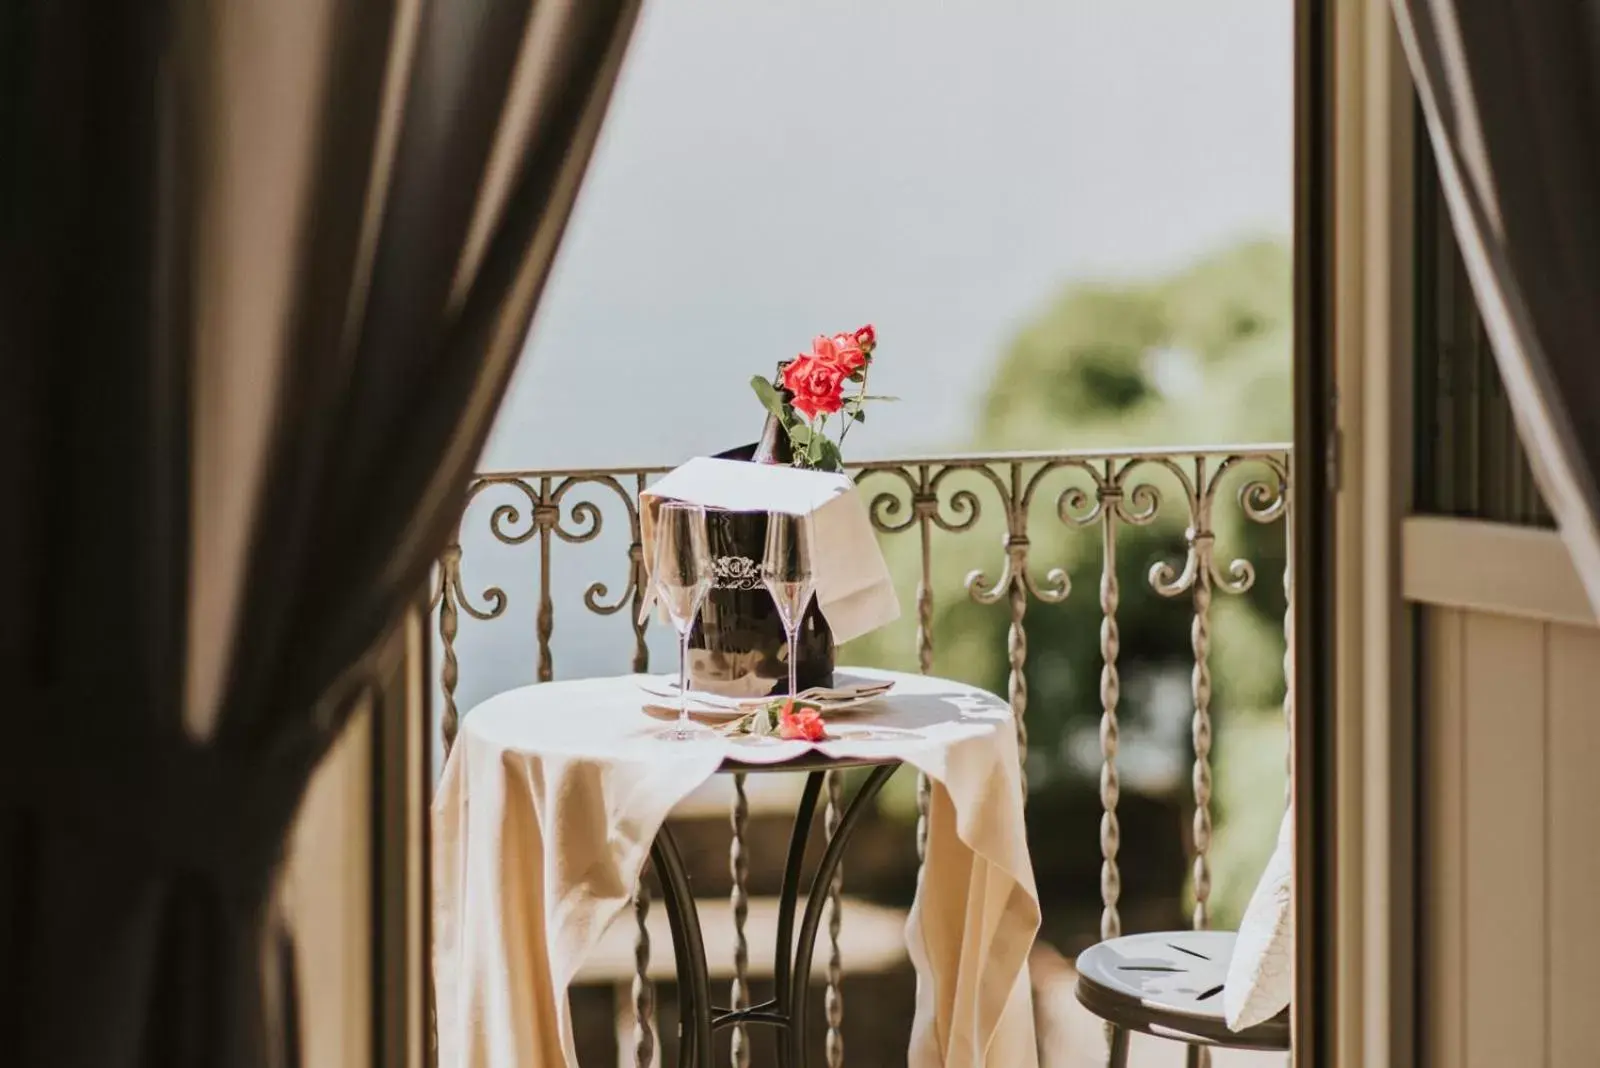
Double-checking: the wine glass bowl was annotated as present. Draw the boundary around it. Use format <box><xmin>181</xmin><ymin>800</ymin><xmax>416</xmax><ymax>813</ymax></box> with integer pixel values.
<box><xmin>651</xmin><ymin>501</ymin><xmax>713</xmax><ymax>739</ymax></box>
<box><xmin>759</xmin><ymin>512</ymin><xmax>817</xmax><ymax>700</ymax></box>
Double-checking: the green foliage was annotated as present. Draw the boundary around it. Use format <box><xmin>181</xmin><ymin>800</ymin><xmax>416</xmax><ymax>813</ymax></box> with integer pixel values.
<box><xmin>983</xmin><ymin>285</ymin><xmax>1165</xmax><ymax>428</ymax></box>
<box><xmin>1160</xmin><ymin>238</ymin><xmax>1291</xmax><ymax>363</ymax></box>
<box><xmin>847</xmin><ymin>235</ymin><xmax>1293</xmax><ymax>917</ymax></box>
<box><xmin>978</xmin><ymin>237</ymin><xmax>1292</xmax><ymax>451</ymax></box>
<box><xmin>1204</xmin><ymin>710</ymin><xmax>1290</xmax><ymax>929</ymax></box>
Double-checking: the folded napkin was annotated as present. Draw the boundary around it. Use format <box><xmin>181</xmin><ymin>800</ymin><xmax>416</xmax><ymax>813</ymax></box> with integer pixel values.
<box><xmin>640</xmin><ymin>676</ymin><xmax>895</xmax><ymax>710</ymax></box>
<box><xmin>1223</xmin><ymin>807</ymin><xmax>1294</xmax><ymax>1030</ymax></box>
<box><xmin>792</xmin><ymin>680</ymin><xmax>895</xmax><ymax>703</ymax></box>
<box><xmin>639</xmin><ymin>458</ymin><xmax>900</xmax><ymax>642</ymax></box>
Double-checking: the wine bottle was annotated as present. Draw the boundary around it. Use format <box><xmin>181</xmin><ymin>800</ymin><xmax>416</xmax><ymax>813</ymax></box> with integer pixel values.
<box><xmin>751</xmin><ymin>360</ymin><xmax>794</xmax><ymax>465</ymax></box>
<box><xmin>693</xmin><ymin>358</ymin><xmax>835</xmax><ymax>698</ymax></box>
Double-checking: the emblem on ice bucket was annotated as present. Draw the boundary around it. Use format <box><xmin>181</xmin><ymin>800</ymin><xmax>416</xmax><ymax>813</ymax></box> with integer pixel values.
<box><xmin>712</xmin><ymin>554</ymin><xmax>763</xmax><ymax>591</ymax></box>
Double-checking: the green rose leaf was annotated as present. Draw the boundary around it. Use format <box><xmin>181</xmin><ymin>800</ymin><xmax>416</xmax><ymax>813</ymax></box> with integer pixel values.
<box><xmin>814</xmin><ymin>437</ymin><xmax>843</xmax><ymax>472</ymax></box>
<box><xmin>750</xmin><ymin>375</ymin><xmax>788</xmax><ymax>422</ymax></box>
<box><xmin>787</xmin><ymin>422</ymin><xmax>812</xmax><ymax>444</ymax></box>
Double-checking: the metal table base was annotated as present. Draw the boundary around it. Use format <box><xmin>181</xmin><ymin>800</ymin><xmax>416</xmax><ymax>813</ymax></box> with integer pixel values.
<box><xmin>649</xmin><ymin>761</ymin><xmax>900</xmax><ymax>1068</ymax></box>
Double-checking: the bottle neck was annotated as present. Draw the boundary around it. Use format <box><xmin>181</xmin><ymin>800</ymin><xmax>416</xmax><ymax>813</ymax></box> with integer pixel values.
<box><xmin>752</xmin><ymin>361</ymin><xmax>794</xmax><ymax>465</ymax></box>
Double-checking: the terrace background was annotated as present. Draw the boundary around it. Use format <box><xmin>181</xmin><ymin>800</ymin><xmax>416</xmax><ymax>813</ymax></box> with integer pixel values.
<box><xmin>434</xmin><ymin>3</ymin><xmax>1294</xmax><ymax>1063</ymax></box>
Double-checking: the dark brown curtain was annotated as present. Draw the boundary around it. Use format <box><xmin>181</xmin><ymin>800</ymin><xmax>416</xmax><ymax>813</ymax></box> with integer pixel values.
<box><xmin>0</xmin><ymin>1</ymin><xmax>640</xmax><ymax>1065</ymax></box>
<box><xmin>1391</xmin><ymin>1</ymin><xmax>1600</xmax><ymax>614</ymax></box>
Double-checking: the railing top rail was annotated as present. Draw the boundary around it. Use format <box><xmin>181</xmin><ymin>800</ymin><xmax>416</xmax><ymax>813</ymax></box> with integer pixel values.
<box><xmin>468</xmin><ymin>442</ymin><xmax>1294</xmax><ymax>483</ymax></box>
<box><xmin>851</xmin><ymin>443</ymin><xmax>1292</xmax><ymax>470</ymax></box>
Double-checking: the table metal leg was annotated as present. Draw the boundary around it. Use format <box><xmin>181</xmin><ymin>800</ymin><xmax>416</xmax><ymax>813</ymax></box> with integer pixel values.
<box><xmin>1107</xmin><ymin>1025</ymin><xmax>1131</xmax><ymax>1068</ymax></box>
<box><xmin>772</xmin><ymin>771</ymin><xmax>825</xmax><ymax>1068</ymax></box>
<box><xmin>652</xmin><ymin>763</ymin><xmax>898</xmax><ymax>1068</ymax></box>
<box><xmin>784</xmin><ymin>764</ymin><xmax>898</xmax><ymax>1067</ymax></box>
<box><xmin>651</xmin><ymin>825</ymin><xmax>712</xmax><ymax>1067</ymax></box>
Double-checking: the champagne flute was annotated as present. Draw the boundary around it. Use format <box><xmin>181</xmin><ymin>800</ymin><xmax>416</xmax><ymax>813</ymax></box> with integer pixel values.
<box><xmin>652</xmin><ymin>502</ymin><xmax>713</xmax><ymax>740</ymax></box>
<box><xmin>760</xmin><ymin>512</ymin><xmax>817</xmax><ymax>700</ymax></box>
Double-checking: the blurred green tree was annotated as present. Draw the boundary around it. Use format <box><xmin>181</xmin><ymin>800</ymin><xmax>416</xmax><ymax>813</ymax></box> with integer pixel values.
<box><xmin>848</xmin><ymin>236</ymin><xmax>1292</xmax><ymax>927</ymax></box>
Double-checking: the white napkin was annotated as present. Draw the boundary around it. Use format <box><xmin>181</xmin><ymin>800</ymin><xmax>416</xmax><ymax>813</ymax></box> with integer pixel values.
<box><xmin>1222</xmin><ymin>807</ymin><xmax>1294</xmax><ymax>1029</ymax></box>
<box><xmin>639</xmin><ymin>457</ymin><xmax>900</xmax><ymax>642</ymax></box>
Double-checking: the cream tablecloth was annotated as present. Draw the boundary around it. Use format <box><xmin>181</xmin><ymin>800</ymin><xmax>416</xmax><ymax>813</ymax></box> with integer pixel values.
<box><xmin>432</xmin><ymin>668</ymin><xmax>1040</xmax><ymax>1068</ymax></box>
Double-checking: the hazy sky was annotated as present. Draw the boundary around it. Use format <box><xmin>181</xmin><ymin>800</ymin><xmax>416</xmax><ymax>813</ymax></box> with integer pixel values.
<box><xmin>481</xmin><ymin>0</ymin><xmax>1293</xmax><ymax>471</ymax></box>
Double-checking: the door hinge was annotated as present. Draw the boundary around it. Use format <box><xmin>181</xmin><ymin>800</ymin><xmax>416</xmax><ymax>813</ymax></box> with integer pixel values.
<box><xmin>1326</xmin><ymin>390</ymin><xmax>1342</xmax><ymax>492</ymax></box>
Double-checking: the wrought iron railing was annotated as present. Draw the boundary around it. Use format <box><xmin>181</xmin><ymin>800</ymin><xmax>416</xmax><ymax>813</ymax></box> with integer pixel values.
<box><xmin>430</xmin><ymin>444</ymin><xmax>1292</xmax><ymax>1066</ymax></box>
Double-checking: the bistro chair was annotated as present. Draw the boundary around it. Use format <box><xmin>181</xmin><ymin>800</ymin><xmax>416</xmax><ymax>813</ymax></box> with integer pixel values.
<box><xmin>1074</xmin><ymin>930</ymin><xmax>1290</xmax><ymax>1067</ymax></box>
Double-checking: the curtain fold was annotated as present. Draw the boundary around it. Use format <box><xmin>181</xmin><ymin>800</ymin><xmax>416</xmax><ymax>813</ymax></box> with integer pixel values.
<box><xmin>1391</xmin><ymin>1</ymin><xmax>1600</xmax><ymax>615</ymax></box>
<box><xmin>0</xmin><ymin>0</ymin><xmax>641</xmax><ymax>1065</ymax></box>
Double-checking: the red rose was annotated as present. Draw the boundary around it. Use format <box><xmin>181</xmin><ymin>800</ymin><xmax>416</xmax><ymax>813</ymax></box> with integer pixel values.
<box><xmin>782</xmin><ymin>354</ymin><xmax>847</xmax><ymax>420</ymax></box>
<box><xmin>778</xmin><ymin>701</ymin><xmax>826</xmax><ymax>741</ymax></box>
<box><xmin>810</xmin><ymin>333</ymin><xmax>865</xmax><ymax>376</ymax></box>
<box><xmin>853</xmin><ymin>324</ymin><xmax>876</xmax><ymax>351</ymax></box>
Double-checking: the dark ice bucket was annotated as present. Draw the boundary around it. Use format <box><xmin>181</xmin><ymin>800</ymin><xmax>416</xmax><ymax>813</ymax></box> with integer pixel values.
<box><xmin>683</xmin><ymin>446</ymin><xmax>836</xmax><ymax>697</ymax></box>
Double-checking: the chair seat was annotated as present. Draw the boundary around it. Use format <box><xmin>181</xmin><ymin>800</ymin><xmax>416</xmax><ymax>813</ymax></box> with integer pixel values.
<box><xmin>1074</xmin><ymin>931</ymin><xmax>1290</xmax><ymax>1052</ymax></box>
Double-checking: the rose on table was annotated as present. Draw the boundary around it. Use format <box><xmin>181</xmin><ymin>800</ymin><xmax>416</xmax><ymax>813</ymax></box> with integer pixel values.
<box><xmin>778</xmin><ymin>700</ymin><xmax>826</xmax><ymax>741</ymax></box>
<box><xmin>722</xmin><ymin>697</ymin><xmax>829</xmax><ymax>741</ymax></box>
<box><xmin>749</xmin><ymin>324</ymin><xmax>894</xmax><ymax>473</ymax></box>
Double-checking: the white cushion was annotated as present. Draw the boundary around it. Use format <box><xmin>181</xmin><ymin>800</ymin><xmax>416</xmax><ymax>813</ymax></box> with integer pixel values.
<box><xmin>1222</xmin><ymin>807</ymin><xmax>1293</xmax><ymax>1030</ymax></box>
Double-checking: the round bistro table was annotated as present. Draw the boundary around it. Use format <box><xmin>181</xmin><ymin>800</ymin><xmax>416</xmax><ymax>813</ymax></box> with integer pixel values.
<box><xmin>434</xmin><ymin>668</ymin><xmax>1041</xmax><ymax>1068</ymax></box>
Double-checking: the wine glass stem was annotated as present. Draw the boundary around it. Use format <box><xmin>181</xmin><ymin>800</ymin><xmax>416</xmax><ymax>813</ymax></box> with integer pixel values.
<box><xmin>787</xmin><ymin>625</ymin><xmax>799</xmax><ymax>699</ymax></box>
<box><xmin>678</xmin><ymin>629</ymin><xmax>691</xmax><ymax>736</ymax></box>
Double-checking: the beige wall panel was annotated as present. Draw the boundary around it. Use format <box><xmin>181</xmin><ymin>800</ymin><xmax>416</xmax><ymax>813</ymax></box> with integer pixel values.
<box><xmin>1459</xmin><ymin>611</ymin><xmax>1548</xmax><ymax>1068</ymax></box>
<box><xmin>1411</xmin><ymin>520</ymin><xmax>1600</xmax><ymax>1068</ymax></box>
<box><xmin>1544</xmin><ymin>624</ymin><xmax>1600</xmax><ymax>1068</ymax></box>
<box><xmin>1421</xmin><ymin>607</ymin><xmax>1464</xmax><ymax>1068</ymax></box>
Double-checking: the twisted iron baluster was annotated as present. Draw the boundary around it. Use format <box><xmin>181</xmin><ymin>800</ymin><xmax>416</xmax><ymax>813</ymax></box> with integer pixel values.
<box><xmin>631</xmin><ymin>474</ymin><xmax>650</xmax><ymax>673</ymax></box>
<box><xmin>1007</xmin><ymin>564</ymin><xmax>1030</xmax><ymax>796</ymax></box>
<box><xmin>1000</xmin><ymin>464</ymin><xmax>1031</xmax><ymax>796</ymax></box>
<box><xmin>1258</xmin><ymin>471</ymin><xmax>1290</xmax><ymax>1068</ymax></box>
<box><xmin>435</xmin><ymin>488</ymin><xmax>513</xmax><ymax>756</ymax></box>
<box><xmin>1282</xmin><ymin>488</ymin><xmax>1294</xmax><ymax>805</ymax></box>
<box><xmin>1190</xmin><ymin>558</ymin><xmax>1215</xmax><ymax>929</ymax></box>
<box><xmin>913</xmin><ymin>468</ymin><xmax>936</xmax><ymax>869</ymax></box>
<box><xmin>730</xmin><ymin>773</ymin><xmax>751</xmax><ymax>1068</ymax></box>
<box><xmin>1097</xmin><ymin>468</ymin><xmax>1123</xmax><ymax>942</ymax></box>
<box><xmin>967</xmin><ymin>461</ymin><xmax>1073</xmax><ymax>801</ymax></box>
<box><xmin>1146</xmin><ymin>455</ymin><xmax>1217</xmax><ymax>942</ymax></box>
<box><xmin>1188</xmin><ymin>460</ymin><xmax>1216</xmax><ymax>931</ymax></box>
<box><xmin>633</xmin><ymin>882</ymin><xmax>655</xmax><ymax>1068</ymax></box>
<box><xmin>627</xmin><ymin>482</ymin><xmax>652</xmax><ymax>1068</ymax></box>
<box><xmin>824</xmin><ymin>770</ymin><xmax>845</xmax><ymax>1068</ymax></box>
<box><xmin>535</xmin><ymin>476</ymin><xmax>556</xmax><ymax>682</ymax></box>
<box><xmin>437</xmin><ymin>545</ymin><xmax>462</xmax><ymax>758</ymax></box>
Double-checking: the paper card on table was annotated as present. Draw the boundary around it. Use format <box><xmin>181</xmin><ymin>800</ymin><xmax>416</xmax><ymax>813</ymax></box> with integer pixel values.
<box><xmin>639</xmin><ymin>457</ymin><xmax>900</xmax><ymax>643</ymax></box>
